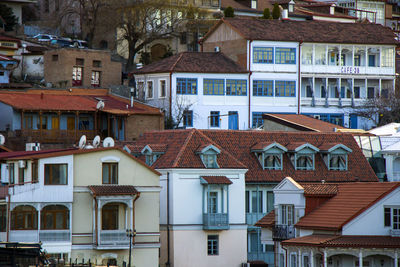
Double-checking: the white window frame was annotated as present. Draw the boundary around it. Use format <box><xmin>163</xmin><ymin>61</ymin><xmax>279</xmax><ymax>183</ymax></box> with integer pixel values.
<box><xmin>280</xmin><ymin>204</ymin><xmax>295</xmax><ymax>225</ymax></box>
<box><xmin>146</xmin><ymin>80</ymin><xmax>154</xmax><ymax>99</ymax></box>
<box><xmin>159</xmin><ymin>79</ymin><xmax>166</xmax><ymax>98</ymax></box>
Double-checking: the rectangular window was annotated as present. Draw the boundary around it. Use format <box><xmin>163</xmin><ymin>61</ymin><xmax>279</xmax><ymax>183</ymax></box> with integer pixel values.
<box><xmin>315</xmin><ymin>45</ymin><xmax>326</xmax><ymax>65</ymax></box>
<box><xmin>102</xmin><ymin>204</ymin><xmax>119</xmax><ymax>230</ymax></box>
<box><xmin>281</xmin><ymin>204</ymin><xmax>294</xmax><ymax>225</ymax></box>
<box><xmin>321</xmin><ymin>86</ymin><xmax>326</xmax><ymax>98</ymax></box>
<box><xmin>18</xmin><ymin>168</ymin><xmax>24</xmax><ymax>184</ymax></box>
<box><xmin>147</xmin><ymin>81</ymin><xmax>154</xmax><ymax>98</ymax></box>
<box><xmin>253</xmin><ymin>80</ymin><xmax>273</xmax><ymax>96</ymax></box>
<box><xmin>24</xmin><ymin>115</ymin><xmax>33</xmax><ymax>129</ymax></box>
<box><xmin>296</xmin><ymin>154</ymin><xmax>314</xmax><ymax>170</ymax></box>
<box><xmin>267</xmin><ymin>191</ymin><xmax>274</xmax><ymax>212</ymax></box>
<box><xmin>302</xmin><ymin>45</ymin><xmax>313</xmax><ymax>65</ymax></box>
<box><xmin>245</xmin><ymin>191</ymin><xmax>250</xmax><ymax>213</ymax></box>
<box><xmin>394</xmin><ymin>208</ymin><xmax>400</xmax><ymax>229</ymax></box>
<box><xmin>160</xmin><ymin>80</ymin><xmax>166</xmax><ymax>98</ymax></box>
<box><xmin>381</xmin><ymin>47</ymin><xmax>394</xmax><ymax>67</ymax></box>
<box><xmin>251</xmin><ymin>191</ymin><xmax>263</xmax><ymax>213</ymax></box>
<box><xmin>275</xmin><ymin>48</ymin><xmax>296</xmax><ymax>64</ymax></box>
<box><xmin>226</xmin><ymin>79</ymin><xmax>247</xmax><ymax>96</ymax></box>
<box><xmin>92</xmin><ymin>60</ymin><xmax>102</xmax><ymax>67</ymax></box>
<box><xmin>91</xmin><ymin>71</ymin><xmax>100</xmax><ymax>87</ymax></box>
<box><xmin>204</xmin><ymin>79</ymin><xmax>224</xmax><ymax>95</ymax></box>
<box><xmin>354</xmin><ymin>87</ymin><xmax>360</xmax><ymax>98</ymax></box>
<box><xmin>44</xmin><ymin>164</ymin><xmax>68</xmax><ymax>185</ymax></box>
<box><xmin>252</xmin><ymin>112</ymin><xmax>264</xmax><ymax>128</ymax></box>
<box><xmin>176</xmin><ymin>78</ymin><xmax>197</xmax><ymax>94</ymax></box>
<box><xmin>207</xmin><ymin>235</ymin><xmax>219</xmax><ymax>255</ymax></box>
<box><xmin>253</xmin><ymin>47</ymin><xmax>273</xmax><ymax>63</ymax></box>
<box><xmin>0</xmin><ymin>205</ymin><xmax>6</xmax><ymax>232</ymax></box>
<box><xmin>210</xmin><ymin>111</ymin><xmax>220</xmax><ymax>127</ymax></box>
<box><xmin>291</xmin><ymin>254</ymin><xmax>298</xmax><ymax>267</ymax></box>
<box><xmin>367</xmin><ymin>87</ymin><xmax>375</xmax><ymax>99</ymax></box>
<box><xmin>306</xmin><ymin>86</ymin><xmax>313</xmax><ymax>98</ymax></box>
<box><xmin>275</xmin><ymin>81</ymin><xmax>296</xmax><ymax>97</ymax></box>
<box><xmin>8</xmin><ymin>163</ymin><xmax>14</xmax><ymax>185</ymax></box>
<box><xmin>183</xmin><ymin>110</ymin><xmax>193</xmax><ymax>127</ymax></box>
<box><xmin>32</xmin><ymin>161</ymin><xmax>38</xmax><ymax>183</ymax></box>
<box><xmin>102</xmin><ymin>163</ymin><xmax>118</xmax><ymax>184</ymax></box>
<box><xmin>264</xmin><ymin>154</ymin><xmax>282</xmax><ymax>170</ymax></box>
<box><xmin>72</xmin><ymin>66</ymin><xmax>83</xmax><ymax>86</ymax></box>
<box><xmin>329</xmin><ymin>154</ymin><xmax>347</xmax><ymax>170</ymax></box>
<box><xmin>385</xmin><ymin>207</ymin><xmax>391</xmax><ymax>227</ymax></box>
<box><xmin>209</xmin><ymin>192</ymin><xmax>218</xmax><ymax>213</ymax></box>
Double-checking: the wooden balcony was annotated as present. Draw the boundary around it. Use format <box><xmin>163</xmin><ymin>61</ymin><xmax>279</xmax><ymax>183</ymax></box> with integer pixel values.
<box><xmin>203</xmin><ymin>213</ymin><xmax>229</xmax><ymax>230</ymax></box>
<box><xmin>16</xmin><ymin>129</ymin><xmax>96</xmax><ymax>143</ymax></box>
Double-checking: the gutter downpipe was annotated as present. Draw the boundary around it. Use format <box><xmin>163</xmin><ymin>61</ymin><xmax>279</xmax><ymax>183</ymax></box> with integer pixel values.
<box><xmin>248</xmin><ymin>39</ymin><xmax>253</xmax><ymax>128</ymax></box>
<box><xmin>298</xmin><ymin>41</ymin><xmax>303</xmax><ymax>114</ymax></box>
<box><xmin>282</xmin><ymin>243</ymin><xmax>288</xmax><ymax>267</ymax></box>
<box><xmin>169</xmin><ymin>72</ymin><xmax>173</xmax><ymax>119</ymax></box>
<box><xmin>166</xmin><ymin>172</ymin><xmax>171</xmax><ymax>267</ymax></box>
<box><xmin>132</xmin><ymin>192</ymin><xmax>141</xmax><ymax>243</ymax></box>
<box><xmin>6</xmin><ymin>194</ymin><xmax>10</xmax><ymax>242</ymax></box>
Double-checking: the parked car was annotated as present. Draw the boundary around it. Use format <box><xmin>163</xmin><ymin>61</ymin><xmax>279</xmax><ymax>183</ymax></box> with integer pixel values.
<box><xmin>32</xmin><ymin>34</ymin><xmax>57</xmax><ymax>42</ymax></box>
<box><xmin>50</xmin><ymin>38</ymin><xmax>73</xmax><ymax>48</ymax></box>
<box><xmin>73</xmin><ymin>40</ymin><xmax>88</xmax><ymax>49</ymax></box>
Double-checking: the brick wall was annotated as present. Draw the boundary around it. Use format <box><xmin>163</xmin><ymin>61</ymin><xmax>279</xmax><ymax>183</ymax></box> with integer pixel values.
<box><xmin>126</xmin><ymin>114</ymin><xmax>164</xmax><ymax>141</ymax></box>
<box><xmin>203</xmin><ymin>39</ymin><xmax>248</xmax><ymax>69</ymax></box>
<box><xmin>44</xmin><ymin>48</ymin><xmax>122</xmax><ymax>88</ymax></box>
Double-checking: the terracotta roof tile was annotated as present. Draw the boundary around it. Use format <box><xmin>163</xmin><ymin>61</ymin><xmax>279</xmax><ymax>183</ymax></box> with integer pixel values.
<box><xmin>203</xmin><ymin>18</ymin><xmax>397</xmax><ymax>45</ymax></box>
<box><xmin>318</xmin><ymin>143</ymin><xmax>340</xmax><ymax>151</ymax></box>
<box><xmin>88</xmin><ymin>185</ymin><xmax>138</xmax><ymax>196</ymax></box>
<box><xmin>201</xmin><ymin>176</ymin><xmax>233</xmax><ymax>184</ymax></box>
<box><xmin>132</xmin><ymin>52</ymin><xmax>248</xmax><ymax>74</ymax></box>
<box><xmin>255</xmin><ymin>210</ymin><xmax>275</xmax><ymax>228</ymax></box>
<box><xmin>131</xmin><ymin>129</ymin><xmax>377</xmax><ymax>183</ymax></box>
<box><xmin>263</xmin><ymin>114</ymin><xmax>346</xmax><ymax>132</ymax></box>
<box><xmin>251</xmin><ymin>141</ymin><xmax>276</xmax><ymax>151</ymax></box>
<box><xmin>301</xmin><ymin>183</ymin><xmax>338</xmax><ymax>196</ymax></box>
<box><xmin>0</xmin><ymin>89</ymin><xmax>162</xmax><ymax>115</ymax></box>
<box><xmin>282</xmin><ymin>234</ymin><xmax>400</xmax><ymax>248</ymax></box>
<box><xmin>296</xmin><ymin>182</ymin><xmax>400</xmax><ymax>231</ymax></box>
<box><xmin>286</xmin><ymin>142</ymin><xmax>308</xmax><ymax>151</ymax></box>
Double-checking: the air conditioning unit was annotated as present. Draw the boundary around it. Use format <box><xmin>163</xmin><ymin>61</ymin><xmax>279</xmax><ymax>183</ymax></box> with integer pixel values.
<box><xmin>26</xmin><ymin>143</ymin><xmax>40</xmax><ymax>151</ymax></box>
<box><xmin>313</xmin><ymin>115</ymin><xmax>321</xmax><ymax>120</ymax></box>
<box><xmin>18</xmin><ymin>160</ymin><xmax>26</xmax><ymax>169</ymax></box>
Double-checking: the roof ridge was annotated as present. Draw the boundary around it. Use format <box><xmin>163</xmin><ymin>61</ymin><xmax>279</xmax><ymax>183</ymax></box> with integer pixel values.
<box><xmin>170</xmin><ymin>52</ymin><xmax>185</xmax><ymax>72</ymax></box>
<box><xmin>267</xmin><ymin>114</ymin><xmax>321</xmax><ymax>132</ymax></box>
<box><xmin>197</xmin><ymin>130</ymin><xmax>247</xmax><ymax>169</ymax></box>
<box><xmin>172</xmin><ymin>129</ymin><xmax>196</xmax><ymax>168</ymax></box>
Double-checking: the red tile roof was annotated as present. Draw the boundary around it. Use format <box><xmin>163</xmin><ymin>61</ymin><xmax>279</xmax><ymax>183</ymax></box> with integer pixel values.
<box><xmin>301</xmin><ymin>183</ymin><xmax>338</xmax><ymax>196</ymax></box>
<box><xmin>132</xmin><ymin>52</ymin><xmax>248</xmax><ymax>74</ymax></box>
<box><xmin>296</xmin><ymin>182</ymin><xmax>400</xmax><ymax>231</ymax></box>
<box><xmin>282</xmin><ymin>234</ymin><xmax>400</xmax><ymax>248</ymax></box>
<box><xmin>202</xmin><ymin>18</ymin><xmax>398</xmax><ymax>45</ymax></box>
<box><xmin>201</xmin><ymin>176</ymin><xmax>233</xmax><ymax>184</ymax></box>
<box><xmin>0</xmin><ymin>89</ymin><xmax>162</xmax><ymax>115</ymax></box>
<box><xmin>255</xmin><ymin>210</ymin><xmax>275</xmax><ymax>228</ymax></box>
<box><xmin>88</xmin><ymin>185</ymin><xmax>138</xmax><ymax>196</ymax></box>
<box><xmin>262</xmin><ymin>114</ymin><xmax>346</xmax><ymax>132</ymax></box>
<box><xmin>130</xmin><ymin>129</ymin><xmax>377</xmax><ymax>183</ymax></box>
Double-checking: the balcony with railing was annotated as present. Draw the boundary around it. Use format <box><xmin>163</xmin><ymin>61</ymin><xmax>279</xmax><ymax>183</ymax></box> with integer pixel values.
<box><xmin>273</xmin><ymin>224</ymin><xmax>296</xmax><ymax>241</ymax></box>
<box><xmin>99</xmin><ymin>230</ymin><xmax>130</xmax><ymax>247</ymax></box>
<box><xmin>9</xmin><ymin>230</ymin><xmax>39</xmax><ymax>243</ymax></box>
<box><xmin>39</xmin><ymin>230</ymin><xmax>70</xmax><ymax>242</ymax></box>
<box><xmin>246</xmin><ymin>212</ymin><xmax>266</xmax><ymax>226</ymax></box>
<box><xmin>203</xmin><ymin>213</ymin><xmax>229</xmax><ymax>230</ymax></box>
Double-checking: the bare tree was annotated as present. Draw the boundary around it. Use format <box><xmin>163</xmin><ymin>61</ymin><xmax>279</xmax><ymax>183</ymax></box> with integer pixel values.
<box><xmin>353</xmin><ymin>90</ymin><xmax>400</xmax><ymax>126</ymax></box>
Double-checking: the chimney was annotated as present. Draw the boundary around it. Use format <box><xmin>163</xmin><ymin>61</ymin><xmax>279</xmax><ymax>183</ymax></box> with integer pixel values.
<box><xmin>330</xmin><ymin>4</ymin><xmax>336</xmax><ymax>15</ymax></box>
<box><xmin>282</xmin><ymin>9</ymin><xmax>289</xmax><ymax>19</ymax></box>
<box><xmin>288</xmin><ymin>0</ymin><xmax>295</xmax><ymax>13</ymax></box>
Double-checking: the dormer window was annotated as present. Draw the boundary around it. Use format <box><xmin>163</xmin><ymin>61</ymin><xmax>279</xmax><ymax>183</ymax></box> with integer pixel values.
<box><xmin>141</xmin><ymin>145</ymin><xmax>165</xmax><ymax>166</ymax></box>
<box><xmin>196</xmin><ymin>144</ymin><xmax>221</xmax><ymax>169</ymax></box>
<box><xmin>252</xmin><ymin>142</ymin><xmax>288</xmax><ymax>170</ymax></box>
<box><xmin>319</xmin><ymin>143</ymin><xmax>352</xmax><ymax>171</ymax></box>
<box><xmin>288</xmin><ymin>143</ymin><xmax>319</xmax><ymax>170</ymax></box>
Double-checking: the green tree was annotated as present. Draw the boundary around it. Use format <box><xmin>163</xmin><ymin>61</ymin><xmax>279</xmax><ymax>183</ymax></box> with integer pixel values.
<box><xmin>262</xmin><ymin>8</ymin><xmax>271</xmax><ymax>19</ymax></box>
<box><xmin>0</xmin><ymin>4</ymin><xmax>18</xmax><ymax>31</ymax></box>
<box><xmin>272</xmin><ymin>3</ymin><xmax>281</xmax><ymax>19</ymax></box>
<box><xmin>224</xmin><ymin>6</ymin><xmax>234</xmax><ymax>18</ymax></box>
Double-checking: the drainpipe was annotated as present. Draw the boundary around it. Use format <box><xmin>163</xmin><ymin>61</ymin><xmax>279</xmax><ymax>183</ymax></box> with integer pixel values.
<box><xmin>298</xmin><ymin>41</ymin><xmax>303</xmax><ymax>114</ymax></box>
<box><xmin>282</xmin><ymin>244</ymin><xmax>288</xmax><ymax>267</ymax></box>
<box><xmin>132</xmin><ymin>192</ymin><xmax>141</xmax><ymax>244</ymax></box>
<box><xmin>248</xmin><ymin>40</ymin><xmax>253</xmax><ymax>128</ymax></box>
<box><xmin>6</xmin><ymin>194</ymin><xmax>10</xmax><ymax>242</ymax></box>
<box><xmin>166</xmin><ymin>172</ymin><xmax>171</xmax><ymax>267</ymax></box>
<box><xmin>169</xmin><ymin>72</ymin><xmax>173</xmax><ymax>120</ymax></box>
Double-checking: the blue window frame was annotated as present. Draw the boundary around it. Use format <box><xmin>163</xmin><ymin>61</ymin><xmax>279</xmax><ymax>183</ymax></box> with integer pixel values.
<box><xmin>275</xmin><ymin>48</ymin><xmax>296</xmax><ymax>64</ymax></box>
<box><xmin>275</xmin><ymin>81</ymin><xmax>296</xmax><ymax>97</ymax></box>
<box><xmin>253</xmin><ymin>47</ymin><xmax>274</xmax><ymax>63</ymax></box>
<box><xmin>252</xmin><ymin>112</ymin><xmax>264</xmax><ymax>128</ymax></box>
<box><xmin>204</xmin><ymin>79</ymin><xmax>224</xmax><ymax>95</ymax></box>
<box><xmin>210</xmin><ymin>111</ymin><xmax>220</xmax><ymax>127</ymax></box>
<box><xmin>226</xmin><ymin>79</ymin><xmax>247</xmax><ymax>96</ymax></box>
<box><xmin>176</xmin><ymin>78</ymin><xmax>197</xmax><ymax>94</ymax></box>
<box><xmin>207</xmin><ymin>235</ymin><xmax>219</xmax><ymax>255</ymax></box>
<box><xmin>183</xmin><ymin>110</ymin><xmax>193</xmax><ymax>127</ymax></box>
<box><xmin>253</xmin><ymin>80</ymin><xmax>273</xmax><ymax>96</ymax></box>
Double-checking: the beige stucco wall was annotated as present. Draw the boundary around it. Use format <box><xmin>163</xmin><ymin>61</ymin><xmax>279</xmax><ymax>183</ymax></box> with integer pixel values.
<box><xmin>160</xmin><ymin>229</ymin><xmax>247</xmax><ymax>267</ymax></box>
<box><xmin>263</xmin><ymin>120</ymin><xmax>300</xmax><ymax>132</ymax></box>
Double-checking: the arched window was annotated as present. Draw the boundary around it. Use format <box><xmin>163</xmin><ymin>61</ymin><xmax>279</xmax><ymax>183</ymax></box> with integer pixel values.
<box><xmin>102</xmin><ymin>203</ymin><xmax>119</xmax><ymax>230</ymax></box>
<box><xmin>11</xmin><ymin>205</ymin><xmax>38</xmax><ymax>230</ymax></box>
<box><xmin>41</xmin><ymin>205</ymin><xmax>69</xmax><ymax>230</ymax></box>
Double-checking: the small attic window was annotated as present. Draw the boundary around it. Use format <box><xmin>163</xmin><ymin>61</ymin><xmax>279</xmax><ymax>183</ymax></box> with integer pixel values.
<box><xmin>288</xmin><ymin>143</ymin><xmax>319</xmax><ymax>171</ymax></box>
<box><xmin>141</xmin><ymin>145</ymin><xmax>164</xmax><ymax>166</ymax></box>
<box><xmin>197</xmin><ymin>144</ymin><xmax>220</xmax><ymax>169</ymax></box>
<box><xmin>320</xmin><ymin>144</ymin><xmax>352</xmax><ymax>171</ymax></box>
<box><xmin>252</xmin><ymin>142</ymin><xmax>287</xmax><ymax>170</ymax></box>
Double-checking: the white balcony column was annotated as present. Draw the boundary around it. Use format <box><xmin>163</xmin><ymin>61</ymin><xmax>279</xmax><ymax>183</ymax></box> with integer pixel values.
<box><xmin>312</xmin><ymin>44</ymin><xmax>315</xmax><ymax>65</ymax></box>
<box><xmin>352</xmin><ymin>45</ymin><xmax>354</xmax><ymax>66</ymax></box>
<box><xmin>125</xmin><ymin>206</ymin><xmax>128</xmax><ymax>229</ymax></box>
<box><xmin>131</xmin><ymin>199</ymin><xmax>134</xmax><ymax>230</ymax></box>
<box><xmin>37</xmin><ymin>204</ymin><xmax>41</xmax><ymax>241</ymax></box>
<box><xmin>310</xmin><ymin>250</ymin><xmax>314</xmax><ymax>267</ymax></box>
<box><xmin>365</xmin><ymin>79</ymin><xmax>368</xmax><ymax>97</ymax></box>
<box><xmin>365</xmin><ymin>45</ymin><xmax>368</xmax><ymax>69</ymax></box>
<box><xmin>394</xmin><ymin>250</ymin><xmax>398</xmax><ymax>267</ymax></box>
<box><xmin>393</xmin><ymin>79</ymin><xmax>396</xmax><ymax>94</ymax></box>
<box><xmin>379</xmin><ymin>79</ymin><xmax>382</xmax><ymax>96</ymax></box>
<box><xmin>299</xmin><ymin>249</ymin><xmax>302</xmax><ymax>267</ymax></box>
<box><xmin>339</xmin><ymin>45</ymin><xmax>342</xmax><ymax>67</ymax></box>
<box><xmin>323</xmin><ymin>250</ymin><xmax>327</xmax><ymax>267</ymax></box>
<box><xmin>359</xmin><ymin>249</ymin><xmax>363</xmax><ymax>267</ymax></box>
<box><xmin>92</xmin><ymin>199</ymin><xmax>96</xmax><ymax>243</ymax></box>
<box><xmin>97</xmin><ymin>199</ymin><xmax>101</xmax><ymax>245</ymax></box>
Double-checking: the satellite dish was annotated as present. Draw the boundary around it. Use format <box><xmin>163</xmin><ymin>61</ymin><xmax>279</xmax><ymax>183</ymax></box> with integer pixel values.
<box><xmin>84</xmin><ymin>145</ymin><xmax>94</xmax><ymax>149</ymax></box>
<box><xmin>96</xmin><ymin>100</ymin><xmax>105</xmax><ymax>110</ymax></box>
<box><xmin>78</xmin><ymin>135</ymin><xmax>86</xmax><ymax>149</ymax></box>
<box><xmin>93</xmin><ymin>135</ymin><xmax>101</xmax><ymax>148</ymax></box>
<box><xmin>103</xmin><ymin>137</ymin><xmax>115</xmax><ymax>148</ymax></box>
<box><xmin>0</xmin><ymin>134</ymin><xmax>5</xmax><ymax>145</ymax></box>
